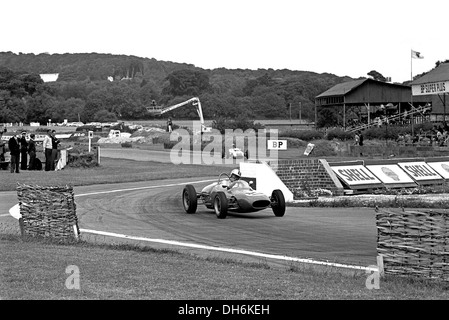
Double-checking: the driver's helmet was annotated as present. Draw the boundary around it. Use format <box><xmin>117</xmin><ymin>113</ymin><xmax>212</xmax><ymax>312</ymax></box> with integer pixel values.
<box><xmin>230</xmin><ymin>168</ymin><xmax>241</xmax><ymax>181</ymax></box>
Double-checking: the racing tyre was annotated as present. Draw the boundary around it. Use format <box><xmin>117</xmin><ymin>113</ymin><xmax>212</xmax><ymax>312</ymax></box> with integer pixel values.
<box><xmin>271</xmin><ymin>189</ymin><xmax>286</xmax><ymax>217</ymax></box>
<box><xmin>182</xmin><ymin>184</ymin><xmax>197</xmax><ymax>214</ymax></box>
<box><xmin>214</xmin><ymin>192</ymin><xmax>228</xmax><ymax>219</ymax></box>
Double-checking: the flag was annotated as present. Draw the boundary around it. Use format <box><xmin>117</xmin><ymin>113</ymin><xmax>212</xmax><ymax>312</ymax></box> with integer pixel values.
<box><xmin>411</xmin><ymin>50</ymin><xmax>424</xmax><ymax>59</ymax></box>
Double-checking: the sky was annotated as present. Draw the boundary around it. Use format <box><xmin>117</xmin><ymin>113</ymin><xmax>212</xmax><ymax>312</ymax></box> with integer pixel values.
<box><xmin>1</xmin><ymin>0</ymin><xmax>448</xmax><ymax>83</ymax></box>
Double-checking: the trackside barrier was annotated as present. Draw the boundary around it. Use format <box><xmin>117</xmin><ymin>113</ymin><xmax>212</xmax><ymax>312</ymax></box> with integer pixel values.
<box><xmin>375</xmin><ymin>207</ymin><xmax>449</xmax><ymax>281</ymax></box>
<box><xmin>239</xmin><ymin>161</ymin><xmax>294</xmax><ymax>202</ymax></box>
<box><xmin>16</xmin><ymin>183</ymin><xmax>80</xmax><ymax>240</ymax></box>
<box><xmin>266</xmin><ymin>159</ymin><xmax>344</xmax><ymax>199</ymax></box>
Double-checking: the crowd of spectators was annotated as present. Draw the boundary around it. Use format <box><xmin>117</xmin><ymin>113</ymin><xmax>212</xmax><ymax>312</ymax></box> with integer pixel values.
<box><xmin>0</xmin><ymin>128</ymin><xmax>60</xmax><ymax>172</ymax></box>
<box><xmin>396</xmin><ymin>123</ymin><xmax>449</xmax><ymax>147</ymax></box>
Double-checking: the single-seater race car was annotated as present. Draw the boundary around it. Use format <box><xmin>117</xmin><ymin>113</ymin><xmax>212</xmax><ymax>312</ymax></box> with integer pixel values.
<box><xmin>221</xmin><ymin>145</ymin><xmax>248</xmax><ymax>159</ymax></box>
<box><xmin>182</xmin><ymin>172</ymin><xmax>286</xmax><ymax>219</ymax></box>
<box><xmin>227</xmin><ymin>146</ymin><xmax>246</xmax><ymax>159</ymax></box>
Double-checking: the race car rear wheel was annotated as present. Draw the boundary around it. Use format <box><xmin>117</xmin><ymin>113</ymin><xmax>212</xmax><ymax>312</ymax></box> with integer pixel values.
<box><xmin>214</xmin><ymin>192</ymin><xmax>228</xmax><ymax>219</ymax></box>
<box><xmin>271</xmin><ymin>189</ymin><xmax>286</xmax><ymax>217</ymax></box>
<box><xmin>182</xmin><ymin>184</ymin><xmax>197</xmax><ymax>214</ymax></box>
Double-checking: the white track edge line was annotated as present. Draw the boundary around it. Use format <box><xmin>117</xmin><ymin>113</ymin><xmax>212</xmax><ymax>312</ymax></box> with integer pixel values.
<box><xmin>75</xmin><ymin>179</ymin><xmax>216</xmax><ymax>197</ymax></box>
<box><xmin>79</xmin><ymin>228</ymin><xmax>376</xmax><ymax>272</ymax></box>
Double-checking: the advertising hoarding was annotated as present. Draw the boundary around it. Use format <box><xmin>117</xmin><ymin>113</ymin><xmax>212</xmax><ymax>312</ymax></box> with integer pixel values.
<box><xmin>397</xmin><ymin>162</ymin><xmax>444</xmax><ymax>184</ymax></box>
<box><xmin>366</xmin><ymin>164</ymin><xmax>417</xmax><ymax>188</ymax></box>
<box><xmin>331</xmin><ymin>165</ymin><xmax>383</xmax><ymax>189</ymax></box>
<box><xmin>426</xmin><ymin>162</ymin><xmax>449</xmax><ymax>180</ymax></box>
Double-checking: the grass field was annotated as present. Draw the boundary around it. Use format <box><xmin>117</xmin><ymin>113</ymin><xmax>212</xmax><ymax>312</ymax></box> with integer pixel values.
<box><xmin>0</xmin><ymin>158</ymin><xmax>228</xmax><ymax>192</ymax></box>
<box><xmin>2</xmin><ymin>234</ymin><xmax>449</xmax><ymax>301</ymax></box>
<box><xmin>2</xmin><ymin>157</ymin><xmax>449</xmax><ymax>301</ymax></box>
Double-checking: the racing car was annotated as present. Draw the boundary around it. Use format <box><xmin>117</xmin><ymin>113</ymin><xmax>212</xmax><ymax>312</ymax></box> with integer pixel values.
<box><xmin>182</xmin><ymin>172</ymin><xmax>286</xmax><ymax>219</ymax></box>
<box><xmin>227</xmin><ymin>146</ymin><xmax>246</xmax><ymax>159</ymax></box>
<box><xmin>221</xmin><ymin>145</ymin><xmax>248</xmax><ymax>159</ymax></box>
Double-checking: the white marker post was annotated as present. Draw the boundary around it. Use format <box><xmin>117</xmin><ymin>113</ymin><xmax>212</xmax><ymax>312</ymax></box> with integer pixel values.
<box><xmin>88</xmin><ymin>130</ymin><xmax>93</xmax><ymax>153</ymax></box>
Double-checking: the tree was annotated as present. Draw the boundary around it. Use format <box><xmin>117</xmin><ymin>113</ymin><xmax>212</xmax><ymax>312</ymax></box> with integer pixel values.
<box><xmin>162</xmin><ymin>69</ymin><xmax>212</xmax><ymax>97</ymax></box>
<box><xmin>58</xmin><ymin>98</ymin><xmax>85</xmax><ymax>122</ymax></box>
<box><xmin>367</xmin><ymin>70</ymin><xmax>386</xmax><ymax>82</ymax></box>
<box><xmin>317</xmin><ymin>107</ymin><xmax>340</xmax><ymax>128</ymax></box>
<box><xmin>93</xmin><ymin>110</ymin><xmax>117</xmax><ymax>122</ymax></box>
<box><xmin>82</xmin><ymin>99</ymin><xmax>105</xmax><ymax>123</ymax></box>
<box><xmin>435</xmin><ymin>59</ymin><xmax>449</xmax><ymax>68</ymax></box>
<box><xmin>201</xmin><ymin>93</ymin><xmax>253</xmax><ymax>119</ymax></box>
<box><xmin>242</xmin><ymin>73</ymin><xmax>276</xmax><ymax>96</ymax></box>
<box><xmin>251</xmin><ymin>86</ymin><xmax>286</xmax><ymax>119</ymax></box>
<box><xmin>19</xmin><ymin>73</ymin><xmax>44</xmax><ymax>95</ymax></box>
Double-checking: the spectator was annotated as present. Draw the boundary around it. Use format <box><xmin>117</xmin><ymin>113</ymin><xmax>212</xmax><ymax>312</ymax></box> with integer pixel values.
<box><xmin>376</xmin><ymin>117</ymin><xmax>382</xmax><ymax>128</ymax></box>
<box><xmin>19</xmin><ymin>131</ymin><xmax>28</xmax><ymax>170</ymax></box>
<box><xmin>28</xmin><ymin>133</ymin><xmax>36</xmax><ymax>170</ymax></box>
<box><xmin>0</xmin><ymin>131</ymin><xmax>5</xmax><ymax>163</ymax></box>
<box><xmin>396</xmin><ymin>133</ymin><xmax>405</xmax><ymax>146</ymax></box>
<box><xmin>358</xmin><ymin>131</ymin><xmax>364</xmax><ymax>156</ymax></box>
<box><xmin>50</xmin><ymin>129</ymin><xmax>60</xmax><ymax>171</ymax></box>
<box><xmin>8</xmin><ymin>134</ymin><xmax>20</xmax><ymax>173</ymax></box>
<box><xmin>413</xmin><ymin>134</ymin><xmax>420</xmax><ymax>145</ymax></box>
<box><xmin>444</xmin><ymin>133</ymin><xmax>449</xmax><ymax>147</ymax></box>
<box><xmin>43</xmin><ymin>129</ymin><xmax>53</xmax><ymax>171</ymax></box>
<box><xmin>404</xmin><ymin>133</ymin><xmax>412</xmax><ymax>145</ymax></box>
<box><xmin>441</xmin><ymin>131</ymin><xmax>448</xmax><ymax>147</ymax></box>
<box><xmin>167</xmin><ymin>118</ymin><xmax>173</xmax><ymax>133</ymax></box>
<box><xmin>437</xmin><ymin>129</ymin><xmax>443</xmax><ymax>139</ymax></box>
<box><xmin>353</xmin><ymin>132</ymin><xmax>360</xmax><ymax>145</ymax></box>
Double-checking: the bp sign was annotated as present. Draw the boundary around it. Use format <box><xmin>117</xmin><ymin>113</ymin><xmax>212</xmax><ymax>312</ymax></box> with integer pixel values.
<box><xmin>412</xmin><ymin>81</ymin><xmax>448</xmax><ymax>96</ymax></box>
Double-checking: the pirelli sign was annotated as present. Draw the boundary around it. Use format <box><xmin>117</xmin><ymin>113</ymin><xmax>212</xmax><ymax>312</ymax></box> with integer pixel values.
<box><xmin>412</xmin><ymin>81</ymin><xmax>448</xmax><ymax>96</ymax></box>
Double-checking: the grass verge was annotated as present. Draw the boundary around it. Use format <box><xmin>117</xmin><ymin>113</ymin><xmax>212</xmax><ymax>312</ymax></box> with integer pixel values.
<box><xmin>0</xmin><ymin>158</ymin><xmax>229</xmax><ymax>191</ymax></box>
<box><xmin>2</xmin><ymin>234</ymin><xmax>449</xmax><ymax>300</ymax></box>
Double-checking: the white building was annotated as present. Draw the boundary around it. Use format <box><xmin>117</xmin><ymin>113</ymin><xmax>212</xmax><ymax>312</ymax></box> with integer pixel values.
<box><xmin>39</xmin><ymin>73</ymin><xmax>59</xmax><ymax>82</ymax></box>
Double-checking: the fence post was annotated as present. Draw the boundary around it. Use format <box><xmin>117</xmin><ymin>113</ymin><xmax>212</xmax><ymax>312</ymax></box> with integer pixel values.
<box><xmin>377</xmin><ymin>255</ymin><xmax>384</xmax><ymax>277</ymax></box>
<box><xmin>19</xmin><ymin>217</ymin><xmax>24</xmax><ymax>238</ymax></box>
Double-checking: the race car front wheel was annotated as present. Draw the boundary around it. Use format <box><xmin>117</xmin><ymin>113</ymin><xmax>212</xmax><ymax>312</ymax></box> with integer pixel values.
<box><xmin>214</xmin><ymin>192</ymin><xmax>228</xmax><ymax>219</ymax></box>
<box><xmin>183</xmin><ymin>184</ymin><xmax>198</xmax><ymax>214</ymax></box>
<box><xmin>271</xmin><ymin>189</ymin><xmax>286</xmax><ymax>217</ymax></box>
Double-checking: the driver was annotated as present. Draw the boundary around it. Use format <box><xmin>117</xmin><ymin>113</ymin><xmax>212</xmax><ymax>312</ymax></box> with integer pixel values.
<box><xmin>227</xmin><ymin>168</ymin><xmax>241</xmax><ymax>189</ymax></box>
<box><xmin>229</xmin><ymin>168</ymin><xmax>241</xmax><ymax>181</ymax></box>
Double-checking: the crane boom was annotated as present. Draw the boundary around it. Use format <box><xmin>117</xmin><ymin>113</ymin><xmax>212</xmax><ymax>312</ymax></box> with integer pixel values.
<box><xmin>146</xmin><ymin>97</ymin><xmax>211</xmax><ymax>132</ymax></box>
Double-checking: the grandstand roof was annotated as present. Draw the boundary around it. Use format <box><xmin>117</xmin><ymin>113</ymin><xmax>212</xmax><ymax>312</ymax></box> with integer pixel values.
<box><xmin>316</xmin><ymin>78</ymin><xmax>410</xmax><ymax>99</ymax></box>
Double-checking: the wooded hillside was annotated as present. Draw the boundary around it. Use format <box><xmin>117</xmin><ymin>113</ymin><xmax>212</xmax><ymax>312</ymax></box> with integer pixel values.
<box><xmin>0</xmin><ymin>51</ymin><xmax>356</xmax><ymax>124</ymax></box>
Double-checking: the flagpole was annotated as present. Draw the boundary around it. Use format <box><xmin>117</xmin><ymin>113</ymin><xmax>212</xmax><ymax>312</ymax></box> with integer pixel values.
<box><xmin>411</xmin><ymin>49</ymin><xmax>414</xmax><ymax>137</ymax></box>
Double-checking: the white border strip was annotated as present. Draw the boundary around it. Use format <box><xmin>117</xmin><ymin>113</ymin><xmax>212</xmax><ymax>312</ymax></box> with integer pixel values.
<box><xmin>80</xmin><ymin>228</ymin><xmax>376</xmax><ymax>272</ymax></box>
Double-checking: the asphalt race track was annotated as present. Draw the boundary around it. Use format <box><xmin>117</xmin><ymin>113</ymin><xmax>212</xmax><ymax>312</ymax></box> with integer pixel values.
<box><xmin>1</xmin><ymin>177</ymin><xmax>378</xmax><ymax>268</ymax></box>
<box><xmin>77</xmin><ymin>178</ymin><xmax>377</xmax><ymax>267</ymax></box>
